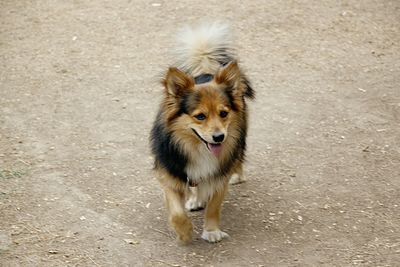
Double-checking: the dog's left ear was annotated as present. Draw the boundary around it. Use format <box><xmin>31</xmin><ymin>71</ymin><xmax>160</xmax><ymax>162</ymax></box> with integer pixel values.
<box><xmin>215</xmin><ymin>61</ymin><xmax>242</xmax><ymax>95</ymax></box>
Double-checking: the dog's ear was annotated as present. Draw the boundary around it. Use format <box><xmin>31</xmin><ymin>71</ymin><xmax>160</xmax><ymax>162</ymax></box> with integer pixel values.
<box><xmin>163</xmin><ymin>67</ymin><xmax>194</xmax><ymax>97</ymax></box>
<box><xmin>215</xmin><ymin>61</ymin><xmax>242</xmax><ymax>94</ymax></box>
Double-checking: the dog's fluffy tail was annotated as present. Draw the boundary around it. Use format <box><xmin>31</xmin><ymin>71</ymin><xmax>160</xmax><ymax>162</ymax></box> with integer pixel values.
<box><xmin>175</xmin><ymin>22</ymin><xmax>236</xmax><ymax>77</ymax></box>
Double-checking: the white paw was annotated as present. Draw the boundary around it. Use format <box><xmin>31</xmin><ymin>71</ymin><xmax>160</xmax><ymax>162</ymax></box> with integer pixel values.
<box><xmin>185</xmin><ymin>198</ymin><xmax>205</xmax><ymax>211</ymax></box>
<box><xmin>229</xmin><ymin>173</ymin><xmax>245</xmax><ymax>185</ymax></box>
<box><xmin>201</xmin><ymin>229</ymin><xmax>229</xmax><ymax>243</ymax></box>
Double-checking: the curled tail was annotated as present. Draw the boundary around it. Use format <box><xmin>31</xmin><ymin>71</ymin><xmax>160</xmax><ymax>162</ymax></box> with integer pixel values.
<box><xmin>174</xmin><ymin>23</ymin><xmax>236</xmax><ymax>77</ymax></box>
<box><xmin>173</xmin><ymin>22</ymin><xmax>255</xmax><ymax>100</ymax></box>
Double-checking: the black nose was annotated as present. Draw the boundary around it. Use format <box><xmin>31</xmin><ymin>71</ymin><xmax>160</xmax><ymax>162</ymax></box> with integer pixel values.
<box><xmin>212</xmin><ymin>133</ymin><xmax>225</xmax><ymax>143</ymax></box>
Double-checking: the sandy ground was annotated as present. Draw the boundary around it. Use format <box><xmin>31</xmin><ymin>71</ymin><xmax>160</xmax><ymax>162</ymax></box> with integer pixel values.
<box><xmin>1</xmin><ymin>0</ymin><xmax>399</xmax><ymax>266</ymax></box>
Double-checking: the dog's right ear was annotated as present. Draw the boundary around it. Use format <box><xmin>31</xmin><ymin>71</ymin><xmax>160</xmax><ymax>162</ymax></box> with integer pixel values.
<box><xmin>163</xmin><ymin>67</ymin><xmax>194</xmax><ymax>97</ymax></box>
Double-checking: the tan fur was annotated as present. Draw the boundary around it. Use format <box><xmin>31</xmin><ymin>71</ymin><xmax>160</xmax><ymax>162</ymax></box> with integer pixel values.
<box><xmin>164</xmin><ymin>187</ymin><xmax>192</xmax><ymax>244</ymax></box>
<box><xmin>204</xmin><ymin>180</ymin><xmax>228</xmax><ymax>231</ymax></box>
<box><xmin>158</xmin><ymin>170</ymin><xmax>192</xmax><ymax>244</ymax></box>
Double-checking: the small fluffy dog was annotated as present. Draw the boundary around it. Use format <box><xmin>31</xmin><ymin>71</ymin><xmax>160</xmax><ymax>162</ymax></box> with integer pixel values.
<box><xmin>150</xmin><ymin>23</ymin><xmax>254</xmax><ymax>243</ymax></box>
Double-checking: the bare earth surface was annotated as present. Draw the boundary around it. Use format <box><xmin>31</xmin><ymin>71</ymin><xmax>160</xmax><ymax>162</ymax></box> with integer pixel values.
<box><xmin>1</xmin><ymin>0</ymin><xmax>399</xmax><ymax>266</ymax></box>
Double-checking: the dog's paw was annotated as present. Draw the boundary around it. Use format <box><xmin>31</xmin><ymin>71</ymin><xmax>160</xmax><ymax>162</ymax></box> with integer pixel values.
<box><xmin>201</xmin><ymin>229</ymin><xmax>229</xmax><ymax>243</ymax></box>
<box><xmin>229</xmin><ymin>173</ymin><xmax>245</xmax><ymax>185</ymax></box>
<box><xmin>185</xmin><ymin>198</ymin><xmax>206</xmax><ymax>211</ymax></box>
<box><xmin>170</xmin><ymin>215</ymin><xmax>193</xmax><ymax>244</ymax></box>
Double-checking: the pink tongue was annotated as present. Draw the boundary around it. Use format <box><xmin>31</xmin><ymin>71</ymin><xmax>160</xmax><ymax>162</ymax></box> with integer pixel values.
<box><xmin>207</xmin><ymin>143</ymin><xmax>222</xmax><ymax>156</ymax></box>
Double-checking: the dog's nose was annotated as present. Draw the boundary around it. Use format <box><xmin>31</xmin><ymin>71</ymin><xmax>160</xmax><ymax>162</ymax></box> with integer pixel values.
<box><xmin>212</xmin><ymin>133</ymin><xmax>225</xmax><ymax>143</ymax></box>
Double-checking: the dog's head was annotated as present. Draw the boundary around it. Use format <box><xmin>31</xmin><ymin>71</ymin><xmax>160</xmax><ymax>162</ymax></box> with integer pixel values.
<box><xmin>162</xmin><ymin>61</ymin><xmax>252</xmax><ymax>157</ymax></box>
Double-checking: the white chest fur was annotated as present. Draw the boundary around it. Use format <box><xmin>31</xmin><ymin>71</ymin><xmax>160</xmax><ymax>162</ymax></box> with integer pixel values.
<box><xmin>185</xmin><ymin>144</ymin><xmax>225</xmax><ymax>201</ymax></box>
<box><xmin>185</xmin><ymin>144</ymin><xmax>219</xmax><ymax>183</ymax></box>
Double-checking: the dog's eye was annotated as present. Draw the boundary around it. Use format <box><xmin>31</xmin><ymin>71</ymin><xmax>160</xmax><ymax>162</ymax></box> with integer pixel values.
<box><xmin>194</xmin><ymin>113</ymin><xmax>206</xmax><ymax>121</ymax></box>
<box><xmin>220</xmin><ymin>111</ymin><xmax>228</xmax><ymax>118</ymax></box>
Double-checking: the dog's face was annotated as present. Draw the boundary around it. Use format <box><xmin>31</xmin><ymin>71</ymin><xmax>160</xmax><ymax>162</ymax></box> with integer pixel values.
<box><xmin>163</xmin><ymin>62</ymin><xmax>245</xmax><ymax>156</ymax></box>
<box><xmin>187</xmin><ymin>85</ymin><xmax>231</xmax><ymax>156</ymax></box>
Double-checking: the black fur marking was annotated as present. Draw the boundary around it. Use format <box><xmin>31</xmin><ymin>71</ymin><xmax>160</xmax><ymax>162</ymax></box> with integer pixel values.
<box><xmin>150</xmin><ymin>112</ymin><xmax>188</xmax><ymax>182</ymax></box>
<box><xmin>223</xmin><ymin>86</ymin><xmax>239</xmax><ymax>111</ymax></box>
<box><xmin>178</xmin><ymin>91</ymin><xmax>201</xmax><ymax>115</ymax></box>
<box><xmin>194</xmin><ymin>74</ymin><xmax>213</xmax><ymax>84</ymax></box>
<box><xmin>214</xmin><ymin>49</ymin><xmax>234</xmax><ymax>66</ymax></box>
<box><xmin>242</xmin><ymin>76</ymin><xmax>255</xmax><ymax>99</ymax></box>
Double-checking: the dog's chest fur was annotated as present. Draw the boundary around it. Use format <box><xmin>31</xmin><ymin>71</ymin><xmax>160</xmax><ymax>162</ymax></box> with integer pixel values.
<box><xmin>185</xmin><ymin>144</ymin><xmax>219</xmax><ymax>183</ymax></box>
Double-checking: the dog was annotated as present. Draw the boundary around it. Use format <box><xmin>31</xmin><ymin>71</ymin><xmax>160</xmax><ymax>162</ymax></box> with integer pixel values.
<box><xmin>150</xmin><ymin>23</ymin><xmax>254</xmax><ymax>244</ymax></box>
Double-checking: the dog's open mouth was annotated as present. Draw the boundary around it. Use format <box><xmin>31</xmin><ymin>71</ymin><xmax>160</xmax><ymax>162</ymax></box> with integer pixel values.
<box><xmin>206</xmin><ymin>143</ymin><xmax>223</xmax><ymax>156</ymax></box>
<box><xmin>192</xmin><ymin>129</ymin><xmax>223</xmax><ymax>156</ymax></box>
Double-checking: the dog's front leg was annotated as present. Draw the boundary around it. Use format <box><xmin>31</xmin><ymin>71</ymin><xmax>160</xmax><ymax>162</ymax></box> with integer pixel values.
<box><xmin>164</xmin><ymin>187</ymin><xmax>193</xmax><ymax>244</ymax></box>
<box><xmin>201</xmin><ymin>181</ymin><xmax>229</xmax><ymax>243</ymax></box>
<box><xmin>185</xmin><ymin>186</ymin><xmax>206</xmax><ymax>211</ymax></box>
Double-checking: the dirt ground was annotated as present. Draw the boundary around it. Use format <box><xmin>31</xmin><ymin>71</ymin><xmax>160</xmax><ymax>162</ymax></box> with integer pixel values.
<box><xmin>1</xmin><ymin>0</ymin><xmax>399</xmax><ymax>266</ymax></box>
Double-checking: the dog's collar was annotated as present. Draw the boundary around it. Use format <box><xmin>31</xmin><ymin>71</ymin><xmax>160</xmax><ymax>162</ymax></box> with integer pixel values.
<box><xmin>194</xmin><ymin>73</ymin><xmax>213</xmax><ymax>84</ymax></box>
